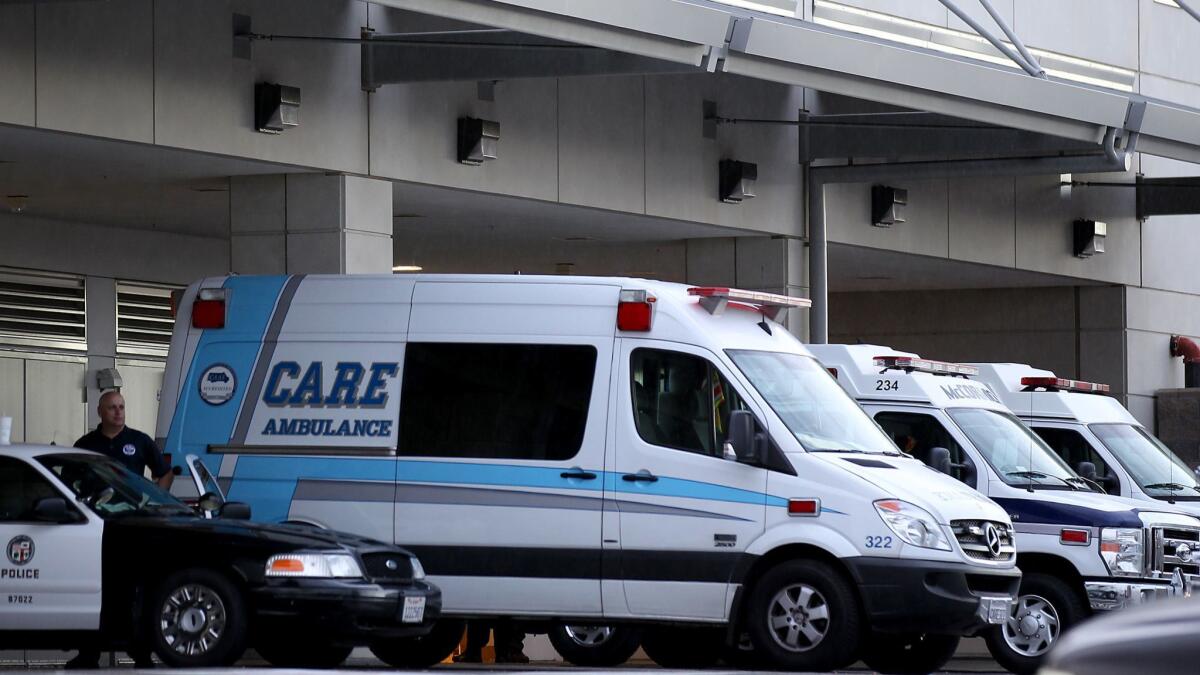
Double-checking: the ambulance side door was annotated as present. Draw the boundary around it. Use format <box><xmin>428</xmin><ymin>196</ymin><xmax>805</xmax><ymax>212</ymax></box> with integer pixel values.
<box><xmin>0</xmin><ymin>456</ymin><xmax>102</xmax><ymax>631</ymax></box>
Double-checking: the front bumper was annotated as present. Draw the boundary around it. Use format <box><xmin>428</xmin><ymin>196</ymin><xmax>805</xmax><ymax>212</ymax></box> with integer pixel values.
<box><xmin>1085</xmin><ymin>571</ymin><xmax>1197</xmax><ymax>611</ymax></box>
<box><xmin>250</xmin><ymin>577</ymin><xmax>441</xmax><ymax>643</ymax></box>
<box><xmin>845</xmin><ymin>557</ymin><xmax>1021</xmax><ymax>636</ymax></box>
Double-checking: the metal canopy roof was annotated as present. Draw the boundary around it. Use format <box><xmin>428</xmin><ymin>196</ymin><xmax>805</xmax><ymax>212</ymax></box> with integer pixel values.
<box><xmin>373</xmin><ymin>0</ymin><xmax>1200</xmax><ymax>165</ymax></box>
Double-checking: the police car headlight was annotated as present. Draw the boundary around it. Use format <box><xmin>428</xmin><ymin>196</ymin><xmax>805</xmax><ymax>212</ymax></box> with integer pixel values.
<box><xmin>874</xmin><ymin>499</ymin><xmax>952</xmax><ymax>551</ymax></box>
<box><xmin>266</xmin><ymin>553</ymin><xmax>364</xmax><ymax>578</ymax></box>
<box><xmin>1100</xmin><ymin>528</ymin><xmax>1145</xmax><ymax>577</ymax></box>
<box><xmin>410</xmin><ymin>556</ymin><xmax>426</xmax><ymax>580</ymax></box>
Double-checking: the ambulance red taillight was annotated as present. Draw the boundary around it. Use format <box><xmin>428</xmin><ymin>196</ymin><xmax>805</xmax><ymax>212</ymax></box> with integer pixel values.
<box><xmin>1020</xmin><ymin>377</ymin><xmax>1110</xmax><ymax>394</ymax></box>
<box><xmin>617</xmin><ymin>290</ymin><xmax>655</xmax><ymax>332</ymax></box>
<box><xmin>787</xmin><ymin>498</ymin><xmax>821</xmax><ymax>517</ymax></box>
<box><xmin>873</xmin><ymin>356</ymin><xmax>978</xmax><ymax>377</ymax></box>
<box><xmin>192</xmin><ymin>289</ymin><xmax>228</xmax><ymax>329</ymax></box>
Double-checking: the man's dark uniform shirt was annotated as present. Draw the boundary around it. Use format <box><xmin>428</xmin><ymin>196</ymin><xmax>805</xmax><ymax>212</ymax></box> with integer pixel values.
<box><xmin>74</xmin><ymin>426</ymin><xmax>170</xmax><ymax>478</ymax></box>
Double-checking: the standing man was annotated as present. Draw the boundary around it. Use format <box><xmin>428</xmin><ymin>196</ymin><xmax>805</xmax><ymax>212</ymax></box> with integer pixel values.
<box><xmin>75</xmin><ymin>390</ymin><xmax>172</xmax><ymax>490</ymax></box>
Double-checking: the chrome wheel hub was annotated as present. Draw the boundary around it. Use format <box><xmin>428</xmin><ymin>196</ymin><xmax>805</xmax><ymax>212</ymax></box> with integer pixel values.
<box><xmin>1002</xmin><ymin>594</ymin><xmax>1059</xmax><ymax>658</ymax></box>
<box><xmin>767</xmin><ymin>583</ymin><xmax>830</xmax><ymax>653</ymax></box>
<box><xmin>564</xmin><ymin>625</ymin><xmax>613</xmax><ymax>647</ymax></box>
<box><xmin>159</xmin><ymin>584</ymin><xmax>227</xmax><ymax>657</ymax></box>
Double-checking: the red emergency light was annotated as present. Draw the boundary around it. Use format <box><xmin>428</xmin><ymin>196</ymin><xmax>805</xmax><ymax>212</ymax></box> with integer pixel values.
<box><xmin>192</xmin><ymin>288</ymin><xmax>228</xmax><ymax>329</ymax></box>
<box><xmin>1060</xmin><ymin>528</ymin><xmax>1091</xmax><ymax>545</ymax></box>
<box><xmin>873</xmin><ymin>356</ymin><xmax>979</xmax><ymax>377</ymax></box>
<box><xmin>687</xmin><ymin>286</ymin><xmax>811</xmax><ymax>321</ymax></box>
<box><xmin>617</xmin><ymin>289</ymin><xmax>655</xmax><ymax>332</ymax></box>
<box><xmin>787</xmin><ymin>498</ymin><xmax>820</xmax><ymax>516</ymax></box>
<box><xmin>1020</xmin><ymin>377</ymin><xmax>1110</xmax><ymax>394</ymax></box>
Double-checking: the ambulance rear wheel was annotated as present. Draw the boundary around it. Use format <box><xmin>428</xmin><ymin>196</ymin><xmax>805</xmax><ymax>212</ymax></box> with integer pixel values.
<box><xmin>984</xmin><ymin>573</ymin><xmax>1084</xmax><ymax>675</ymax></box>
<box><xmin>640</xmin><ymin>626</ymin><xmax>723</xmax><ymax>668</ymax></box>
<box><xmin>547</xmin><ymin>624</ymin><xmax>642</xmax><ymax>667</ymax></box>
<box><xmin>369</xmin><ymin>619</ymin><xmax>465</xmax><ymax>668</ymax></box>
<box><xmin>746</xmin><ymin>559</ymin><xmax>861</xmax><ymax>671</ymax></box>
<box><xmin>860</xmin><ymin>632</ymin><xmax>960</xmax><ymax>674</ymax></box>
<box><xmin>146</xmin><ymin>568</ymin><xmax>248</xmax><ymax>668</ymax></box>
<box><xmin>256</xmin><ymin>640</ymin><xmax>353</xmax><ymax>668</ymax></box>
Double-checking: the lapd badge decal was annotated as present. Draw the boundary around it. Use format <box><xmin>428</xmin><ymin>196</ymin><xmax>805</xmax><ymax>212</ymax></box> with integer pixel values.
<box><xmin>122</xmin><ymin>443</ymin><xmax>137</xmax><ymax>456</ymax></box>
<box><xmin>7</xmin><ymin>536</ymin><xmax>34</xmax><ymax>566</ymax></box>
<box><xmin>199</xmin><ymin>364</ymin><xmax>236</xmax><ymax>406</ymax></box>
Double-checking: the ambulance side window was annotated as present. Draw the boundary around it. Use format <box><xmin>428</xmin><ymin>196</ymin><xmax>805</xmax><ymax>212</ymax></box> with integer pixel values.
<box><xmin>1032</xmin><ymin>427</ymin><xmax>1118</xmax><ymax>494</ymax></box>
<box><xmin>631</xmin><ymin>348</ymin><xmax>749</xmax><ymax>457</ymax></box>
<box><xmin>0</xmin><ymin>457</ymin><xmax>71</xmax><ymax>523</ymax></box>
<box><xmin>398</xmin><ymin>343</ymin><xmax>597</xmax><ymax>461</ymax></box>
<box><xmin>873</xmin><ymin>412</ymin><xmax>975</xmax><ymax>486</ymax></box>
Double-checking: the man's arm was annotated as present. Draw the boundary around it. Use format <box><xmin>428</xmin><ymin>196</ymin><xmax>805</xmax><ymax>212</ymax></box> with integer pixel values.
<box><xmin>156</xmin><ymin>472</ymin><xmax>175</xmax><ymax>490</ymax></box>
<box><xmin>143</xmin><ymin>434</ymin><xmax>174</xmax><ymax>490</ymax></box>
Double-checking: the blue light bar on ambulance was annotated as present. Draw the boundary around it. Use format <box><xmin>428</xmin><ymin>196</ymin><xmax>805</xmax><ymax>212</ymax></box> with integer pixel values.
<box><xmin>1020</xmin><ymin>376</ymin><xmax>1110</xmax><ymax>394</ymax></box>
<box><xmin>687</xmin><ymin>286</ymin><xmax>811</xmax><ymax>321</ymax></box>
<box><xmin>873</xmin><ymin>356</ymin><xmax>979</xmax><ymax>377</ymax></box>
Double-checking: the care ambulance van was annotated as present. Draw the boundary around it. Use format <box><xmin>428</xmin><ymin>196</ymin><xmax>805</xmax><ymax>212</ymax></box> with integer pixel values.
<box><xmin>969</xmin><ymin>364</ymin><xmax>1200</xmax><ymax>518</ymax></box>
<box><xmin>809</xmin><ymin>344</ymin><xmax>1200</xmax><ymax>674</ymax></box>
<box><xmin>157</xmin><ymin>274</ymin><xmax>1019</xmax><ymax>672</ymax></box>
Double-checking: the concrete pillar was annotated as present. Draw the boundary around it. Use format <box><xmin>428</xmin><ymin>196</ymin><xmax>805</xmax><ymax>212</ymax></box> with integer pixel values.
<box><xmin>685</xmin><ymin>236</ymin><xmax>809</xmax><ymax>339</ymax></box>
<box><xmin>84</xmin><ymin>275</ymin><xmax>116</xmax><ymax>429</ymax></box>
<box><xmin>231</xmin><ymin>173</ymin><xmax>393</xmax><ymax>274</ymax></box>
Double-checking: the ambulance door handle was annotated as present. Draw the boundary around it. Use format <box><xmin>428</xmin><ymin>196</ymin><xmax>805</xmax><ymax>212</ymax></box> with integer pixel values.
<box><xmin>622</xmin><ymin>471</ymin><xmax>658</xmax><ymax>483</ymax></box>
<box><xmin>561</xmin><ymin>469</ymin><xmax>597</xmax><ymax>480</ymax></box>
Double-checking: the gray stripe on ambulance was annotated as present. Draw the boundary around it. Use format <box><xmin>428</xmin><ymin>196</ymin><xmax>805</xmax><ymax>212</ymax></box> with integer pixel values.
<box><xmin>231</xmin><ymin>275</ymin><xmax>306</xmax><ymax>444</ymax></box>
<box><xmin>291</xmin><ymin>479</ymin><xmax>750</xmax><ymax>521</ymax></box>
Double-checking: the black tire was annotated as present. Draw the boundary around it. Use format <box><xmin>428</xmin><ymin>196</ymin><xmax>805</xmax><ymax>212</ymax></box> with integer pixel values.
<box><xmin>745</xmin><ymin>559</ymin><xmax>862</xmax><ymax>671</ymax></box>
<box><xmin>984</xmin><ymin>572</ymin><xmax>1086</xmax><ymax>675</ymax></box>
<box><xmin>860</xmin><ymin>633</ymin><xmax>960</xmax><ymax>674</ymax></box>
<box><xmin>256</xmin><ymin>641</ymin><xmax>353</xmax><ymax>668</ymax></box>
<box><xmin>370</xmin><ymin>619</ymin><xmax>466</xmax><ymax>668</ymax></box>
<box><xmin>720</xmin><ymin>631</ymin><xmax>766</xmax><ymax>669</ymax></box>
<box><xmin>145</xmin><ymin>568</ymin><xmax>248</xmax><ymax>668</ymax></box>
<box><xmin>547</xmin><ymin>624</ymin><xmax>642</xmax><ymax>667</ymax></box>
<box><xmin>640</xmin><ymin>626</ymin><xmax>723</xmax><ymax>669</ymax></box>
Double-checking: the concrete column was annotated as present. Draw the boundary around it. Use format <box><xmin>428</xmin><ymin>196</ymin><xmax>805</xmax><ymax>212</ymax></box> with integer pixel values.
<box><xmin>685</xmin><ymin>236</ymin><xmax>809</xmax><ymax>339</ymax></box>
<box><xmin>84</xmin><ymin>276</ymin><xmax>117</xmax><ymax>429</ymax></box>
<box><xmin>231</xmin><ymin>173</ymin><xmax>393</xmax><ymax>274</ymax></box>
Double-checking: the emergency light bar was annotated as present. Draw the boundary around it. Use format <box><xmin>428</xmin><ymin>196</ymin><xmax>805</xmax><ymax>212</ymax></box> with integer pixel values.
<box><xmin>687</xmin><ymin>286</ymin><xmax>811</xmax><ymax>321</ymax></box>
<box><xmin>1020</xmin><ymin>376</ymin><xmax>1110</xmax><ymax>394</ymax></box>
<box><xmin>873</xmin><ymin>356</ymin><xmax>979</xmax><ymax>377</ymax></box>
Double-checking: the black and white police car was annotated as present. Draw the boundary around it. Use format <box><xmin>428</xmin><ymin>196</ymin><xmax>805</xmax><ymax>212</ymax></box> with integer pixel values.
<box><xmin>0</xmin><ymin>444</ymin><xmax>441</xmax><ymax>668</ymax></box>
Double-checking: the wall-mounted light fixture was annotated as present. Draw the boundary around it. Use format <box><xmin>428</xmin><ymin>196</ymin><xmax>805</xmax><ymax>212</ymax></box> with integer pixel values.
<box><xmin>871</xmin><ymin>185</ymin><xmax>907</xmax><ymax>227</ymax></box>
<box><xmin>255</xmin><ymin>83</ymin><xmax>301</xmax><ymax>134</ymax></box>
<box><xmin>458</xmin><ymin>117</ymin><xmax>499</xmax><ymax>166</ymax></box>
<box><xmin>391</xmin><ymin>265</ymin><xmax>423</xmax><ymax>273</ymax></box>
<box><xmin>719</xmin><ymin>159</ymin><xmax>757</xmax><ymax>204</ymax></box>
<box><xmin>1073</xmin><ymin>219</ymin><xmax>1106</xmax><ymax>258</ymax></box>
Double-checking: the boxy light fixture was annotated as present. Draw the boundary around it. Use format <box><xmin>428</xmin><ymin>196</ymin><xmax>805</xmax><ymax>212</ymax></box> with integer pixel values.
<box><xmin>255</xmin><ymin>83</ymin><xmax>301</xmax><ymax>134</ymax></box>
<box><xmin>458</xmin><ymin>117</ymin><xmax>500</xmax><ymax>166</ymax></box>
<box><xmin>719</xmin><ymin>159</ymin><xmax>757</xmax><ymax>204</ymax></box>
<box><xmin>1073</xmin><ymin>219</ymin><xmax>1107</xmax><ymax>258</ymax></box>
<box><xmin>871</xmin><ymin>185</ymin><xmax>907</xmax><ymax>227</ymax></box>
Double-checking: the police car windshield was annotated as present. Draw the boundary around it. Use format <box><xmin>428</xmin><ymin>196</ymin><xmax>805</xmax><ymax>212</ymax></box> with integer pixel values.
<box><xmin>37</xmin><ymin>453</ymin><xmax>193</xmax><ymax>519</ymax></box>
<box><xmin>1091</xmin><ymin>424</ymin><xmax>1200</xmax><ymax>500</ymax></box>
<box><xmin>947</xmin><ymin>408</ymin><xmax>1081</xmax><ymax>489</ymax></box>
<box><xmin>727</xmin><ymin>350</ymin><xmax>900</xmax><ymax>455</ymax></box>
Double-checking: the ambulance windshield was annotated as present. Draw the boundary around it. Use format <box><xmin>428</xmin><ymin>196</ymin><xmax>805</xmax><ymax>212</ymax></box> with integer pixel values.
<box><xmin>947</xmin><ymin>408</ymin><xmax>1087</xmax><ymax>489</ymax></box>
<box><xmin>727</xmin><ymin>350</ymin><xmax>900</xmax><ymax>454</ymax></box>
<box><xmin>1092</xmin><ymin>424</ymin><xmax>1200</xmax><ymax>500</ymax></box>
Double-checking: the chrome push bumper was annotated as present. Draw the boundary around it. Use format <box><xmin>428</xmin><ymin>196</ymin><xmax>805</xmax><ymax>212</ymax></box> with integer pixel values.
<box><xmin>1085</xmin><ymin>569</ymin><xmax>1196</xmax><ymax>611</ymax></box>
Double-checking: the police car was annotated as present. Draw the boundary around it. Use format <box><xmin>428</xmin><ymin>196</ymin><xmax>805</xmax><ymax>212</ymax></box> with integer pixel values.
<box><xmin>0</xmin><ymin>443</ymin><xmax>440</xmax><ymax>668</ymax></box>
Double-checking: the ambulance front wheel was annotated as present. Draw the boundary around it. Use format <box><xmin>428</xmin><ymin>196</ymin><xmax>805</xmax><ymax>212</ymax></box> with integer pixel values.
<box><xmin>146</xmin><ymin>568</ymin><xmax>249</xmax><ymax>668</ymax></box>
<box><xmin>369</xmin><ymin>618</ymin><xmax>465</xmax><ymax>668</ymax></box>
<box><xmin>983</xmin><ymin>573</ymin><xmax>1085</xmax><ymax>675</ymax></box>
<box><xmin>745</xmin><ymin>559</ymin><xmax>862</xmax><ymax>671</ymax></box>
<box><xmin>547</xmin><ymin>624</ymin><xmax>642</xmax><ymax>667</ymax></box>
<box><xmin>860</xmin><ymin>632</ymin><xmax>960</xmax><ymax>674</ymax></box>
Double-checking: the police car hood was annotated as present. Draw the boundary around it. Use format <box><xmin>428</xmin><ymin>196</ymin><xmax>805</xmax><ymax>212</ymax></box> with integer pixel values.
<box><xmin>811</xmin><ymin>451</ymin><xmax>1007</xmax><ymax>523</ymax></box>
<box><xmin>116</xmin><ymin>514</ymin><xmax>400</xmax><ymax>553</ymax></box>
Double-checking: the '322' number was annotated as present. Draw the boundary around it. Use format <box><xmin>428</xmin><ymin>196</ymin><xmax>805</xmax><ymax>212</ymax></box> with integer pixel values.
<box><xmin>865</xmin><ymin>535</ymin><xmax>893</xmax><ymax>549</ymax></box>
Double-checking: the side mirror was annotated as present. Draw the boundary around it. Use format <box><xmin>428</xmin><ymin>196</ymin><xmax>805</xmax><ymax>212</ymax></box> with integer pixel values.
<box><xmin>198</xmin><ymin>492</ymin><xmax>224</xmax><ymax>513</ymax></box>
<box><xmin>928</xmin><ymin>447</ymin><xmax>953</xmax><ymax>475</ymax></box>
<box><xmin>218</xmin><ymin>502</ymin><xmax>252</xmax><ymax>520</ymax></box>
<box><xmin>1076</xmin><ymin>461</ymin><xmax>1099</xmax><ymax>481</ymax></box>
<box><xmin>728</xmin><ymin>410</ymin><xmax>765</xmax><ymax>465</ymax></box>
<box><xmin>33</xmin><ymin>496</ymin><xmax>74</xmax><ymax>523</ymax></box>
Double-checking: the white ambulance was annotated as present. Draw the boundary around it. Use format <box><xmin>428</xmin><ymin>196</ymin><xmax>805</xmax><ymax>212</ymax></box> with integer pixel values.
<box><xmin>969</xmin><ymin>364</ymin><xmax>1200</xmax><ymax>518</ymax></box>
<box><xmin>157</xmin><ymin>274</ymin><xmax>1019</xmax><ymax>672</ymax></box>
<box><xmin>809</xmin><ymin>345</ymin><xmax>1200</xmax><ymax>675</ymax></box>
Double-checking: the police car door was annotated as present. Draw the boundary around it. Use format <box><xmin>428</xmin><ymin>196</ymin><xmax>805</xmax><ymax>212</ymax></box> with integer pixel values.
<box><xmin>609</xmin><ymin>341</ymin><xmax>767</xmax><ymax>619</ymax></box>
<box><xmin>0</xmin><ymin>456</ymin><xmax>102</xmax><ymax>630</ymax></box>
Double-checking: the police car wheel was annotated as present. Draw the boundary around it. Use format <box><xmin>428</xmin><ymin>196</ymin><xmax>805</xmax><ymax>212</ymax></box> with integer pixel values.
<box><xmin>640</xmin><ymin>626</ymin><xmax>723</xmax><ymax>669</ymax></box>
<box><xmin>146</xmin><ymin>568</ymin><xmax>248</xmax><ymax>668</ymax></box>
<box><xmin>370</xmin><ymin>618</ymin><xmax>466</xmax><ymax>668</ymax></box>
<box><xmin>860</xmin><ymin>632</ymin><xmax>960</xmax><ymax>674</ymax></box>
<box><xmin>746</xmin><ymin>559</ymin><xmax>861</xmax><ymax>671</ymax></box>
<box><xmin>547</xmin><ymin>624</ymin><xmax>642</xmax><ymax>667</ymax></box>
<box><xmin>256</xmin><ymin>640</ymin><xmax>353</xmax><ymax>668</ymax></box>
<box><xmin>983</xmin><ymin>573</ymin><xmax>1085</xmax><ymax>675</ymax></box>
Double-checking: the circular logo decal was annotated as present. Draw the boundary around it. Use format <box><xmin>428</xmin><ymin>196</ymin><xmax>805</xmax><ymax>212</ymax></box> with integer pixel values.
<box><xmin>122</xmin><ymin>443</ymin><xmax>137</xmax><ymax>456</ymax></box>
<box><xmin>199</xmin><ymin>364</ymin><xmax>236</xmax><ymax>406</ymax></box>
<box><xmin>7</xmin><ymin>535</ymin><xmax>34</xmax><ymax>566</ymax></box>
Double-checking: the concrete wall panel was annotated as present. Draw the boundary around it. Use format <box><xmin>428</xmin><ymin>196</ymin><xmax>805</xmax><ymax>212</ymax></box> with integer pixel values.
<box><xmin>344</xmin><ymin>231</ymin><xmax>394</xmax><ymax>274</ymax></box>
<box><xmin>1014</xmin><ymin>0</ymin><xmax>1138</xmax><ymax>69</ymax></box>
<box><xmin>0</xmin><ymin>2</ymin><xmax>35</xmax><ymax>125</ymax></box>
<box><xmin>1079</xmin><ymin>328</ymin><xmax>1126</xmax><ymax>396</ymax></box>
<box><xmin>1127</xmin><ymin>393</ymin><xmax>1156</xmax><ymax>430</ymax></box>
<box><xmin>834</xmin><ymin>0</ymin><xmax>948</xmax><ymax>26</ymax></box>
<box><xmin>825</xmin><ymin>179</ymin><xmax>949</xmax><ymax>257</ymax></box>
<box><xmin>1127</xmin><ymin>328</ymin><xmax>1183</xmax><ymax>396</ymax></box>
<box><xmin>36</xmin><ymin>0</ymin><xmax>154</xmax><ymax>142</ymax></box>
<box><xmin>948</xmin><ymin>176</ymin><xmax>1016</xmax><ymax>267</ymax></box>
<box><xmin>947</xmin><ymin>0</ymin><xmax>1013</xmax><ymax>34</ymax></box>
<box><xmin>558</xmin><ymin>76</ymin><xmax>646</xmax><ymax>212</ymax></box>
<box><xmin>1139</xmin><ymin>0</ymin><xmax>1200</xmax><ymax>84</ymax></box>
<box><xmin>231</xmin><ymin>233</ymin><xmax>286</xmax><ymax>274</ymax></box>
<box><xmin>1127</xmin><ymin>286</ymin><xmax>1200</xmax><ymax>336</ymax></box>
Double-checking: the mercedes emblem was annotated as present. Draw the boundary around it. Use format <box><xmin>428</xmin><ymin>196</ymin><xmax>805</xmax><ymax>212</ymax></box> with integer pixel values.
<box><xmin>984</xmin><ymin>523</ymin><xmax>1003</xmax><ymax>557</ymax></box>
